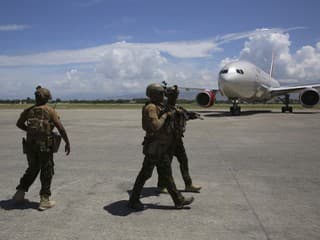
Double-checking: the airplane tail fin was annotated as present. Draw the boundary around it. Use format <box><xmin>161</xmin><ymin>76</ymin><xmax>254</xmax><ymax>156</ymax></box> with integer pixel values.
<box><xmin>269</xmin><ymin>50</ymin><xmax>275</xmax><ymax>79</ymax></box>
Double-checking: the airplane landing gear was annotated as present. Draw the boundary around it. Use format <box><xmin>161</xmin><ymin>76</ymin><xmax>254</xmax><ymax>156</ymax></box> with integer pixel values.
<box><xmin>230</xmin><ymin>99</ymin><xmax>241</xmax><ymax>116</ymax></box>
<box><xmin>281</xmin><ymin>94</ymin><xmax>293</xmax><ymax>113</ymax></box>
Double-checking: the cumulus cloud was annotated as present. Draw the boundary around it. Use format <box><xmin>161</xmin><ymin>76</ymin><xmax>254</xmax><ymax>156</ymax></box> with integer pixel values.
<box><xmin>0</xmin><ymin>40</ymin><xmax>219</xmax><ymax>67</ymax></box>
<box><xmin>220</xmin><ymin>30</ymin><xmax>320</xmax><ymax>83</ymax></box>
<box><xmin>0</xmin><ymin>24</ymin><xmax>30</xmax><ymax>31</ymax></box>
<box><xmin>215</xmin><ymin>27</ymin><xmax>304</xmax><ymax>46</ymax></box>
<box><xmin>0</xmin><ymin>28</ymin><xmax>288</xmax><ymax>67</ymax></box>
<box><xmin>48</xmin><ymin>47</ymin><xmax>216</xmax><ymax>99</ymax></box>
<box><xmin>0</xmin><ymin>42</ymin><xmax>218</xmax><ymax>98</ymax></box>
<box><xmin>1</xmin><ymin>27</ymin><xmax>316</xmax><ymax>99</ymax></box>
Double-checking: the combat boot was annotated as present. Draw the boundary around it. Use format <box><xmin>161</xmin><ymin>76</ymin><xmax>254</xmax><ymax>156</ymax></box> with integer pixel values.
<box><xmin>128</xmin><ymin>199</ymin><xmax>145</xmax><ymax>211</ymax></box>
<box><xmin>12</xmin><ymin>190</ymin><xmax>26</xmax><ymax>204</ymax></box>
<box><xmin>175</xmin><ymin>196</ymin><xmax>194</xmax><ymax>209</ymax></box>
<box><xmin>38</xmin><ymin>195</ymin><xmax>55</xmax><ymax>211</ymax></box>
<box><xmin>185</xmin><ymin>184</ymin><xmax>201</xmax><ymax>193</ymax></box>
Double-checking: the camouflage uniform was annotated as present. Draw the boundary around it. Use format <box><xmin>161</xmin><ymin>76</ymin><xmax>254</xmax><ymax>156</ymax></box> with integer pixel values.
<box><xmin>129</xmin><ymin>85</ymin><xmax>193</xmax><ymax>210</ymax></box>
<box><xmin>13</xmin><ymin>86</ymin><xmax>70</xmax><ymax>210</ymax></box>
<box><xmin>157</xmin><ymin>85</ymin><xmax>201</xmax><ymax>192</ymax></box>
<box><xmin>157</xmin><ymin>105</ymin><xmax>193</xmax><ymax>188</ymax></box>
<box><xmin>16</xmin><ymin>105</ymin><xmax>59</xmax><ymax>197</ymax></box>
<box><xmin>129</xmin><ymin>102</ymin><xmax>185</xmax><ymax>207</ymax></box>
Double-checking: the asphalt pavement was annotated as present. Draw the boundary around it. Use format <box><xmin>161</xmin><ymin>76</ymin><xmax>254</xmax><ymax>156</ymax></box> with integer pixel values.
<box><xmin>1</xmin><ymin>108</ymin><xmax>320</xmax><ymax>240</ymax></box>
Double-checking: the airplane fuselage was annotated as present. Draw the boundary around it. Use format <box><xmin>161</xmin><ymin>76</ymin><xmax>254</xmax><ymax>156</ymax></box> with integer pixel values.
<box><xmin>218</xmin><ymin>61</ymin><xmax>280</xmax><ymax>101</ymax></box>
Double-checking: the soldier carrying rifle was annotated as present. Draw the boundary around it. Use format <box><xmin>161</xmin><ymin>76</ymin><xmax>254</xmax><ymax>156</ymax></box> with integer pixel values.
<box><xmin>157</xmin><ymin>84</ymin><xmax>202</xmax><ymax>193</ymax></box>
<box><xmin>129</xmin><ymin>83</ymin><xmax>194</xmax><ymax>210</ymax></box>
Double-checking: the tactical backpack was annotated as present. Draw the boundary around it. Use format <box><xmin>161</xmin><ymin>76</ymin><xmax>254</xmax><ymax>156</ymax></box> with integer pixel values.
<box><xmin>26</xmin><ymin>107</ymin><xmax>53</xmax><ymax>137</ymax></box>
<box><xmin>24</xmin><ymin>106</ymin><xmax>54</xmax><ymax>153</ymax></box>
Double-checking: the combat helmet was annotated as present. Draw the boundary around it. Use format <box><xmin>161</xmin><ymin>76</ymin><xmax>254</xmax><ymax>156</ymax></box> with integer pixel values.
<box><xmin>165</xmin><ymin>85</ymin><xmax>179</xmax><ymax>97</ymax></box>
<box><xmin>146</xmin><ymin>83</ymin><xmax>165</xmax><ymax>98</ymax></box>
<box><xmin>35</xmin><ymin>85</ymin><xmax>52</xmax><ymax>103</ymax></box>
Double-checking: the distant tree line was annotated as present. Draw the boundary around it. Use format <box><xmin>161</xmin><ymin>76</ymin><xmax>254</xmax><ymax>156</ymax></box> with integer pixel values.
<box><xmin>0</xmin><ymin>98</ymin><xmax>300</xmax><ymax>104</ymax></box>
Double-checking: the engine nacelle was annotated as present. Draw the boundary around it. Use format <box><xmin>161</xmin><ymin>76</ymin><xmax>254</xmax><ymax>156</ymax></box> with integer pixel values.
<box><xmin>299</xmin><ymin>88</ymin><xmax>320</xmax><ymax>108</ymax></box>
<box><xmin>196</xmin><ymin>90</ymin><xmax>216</xmax><ymax>107</ymax></box>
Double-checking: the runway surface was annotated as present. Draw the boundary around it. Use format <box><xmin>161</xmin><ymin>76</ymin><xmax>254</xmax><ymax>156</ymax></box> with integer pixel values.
<box><xmin>1</xmin><ymin>108</ymin><xmax>320</xmax><ymax>240</ymax></box>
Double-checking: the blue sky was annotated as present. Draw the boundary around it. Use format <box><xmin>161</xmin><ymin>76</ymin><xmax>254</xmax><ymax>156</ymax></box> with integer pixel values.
<box><xmin>1</xmin><ymin>0</ymin><xmax>320</xmax><ymax>99</ymax></box>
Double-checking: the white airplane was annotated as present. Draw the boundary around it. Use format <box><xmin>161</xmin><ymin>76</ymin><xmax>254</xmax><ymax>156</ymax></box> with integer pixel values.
<box><xmin>186</xmin><ymin>60</ymin><xmax>320</xmax><ymax>115</ymax></box>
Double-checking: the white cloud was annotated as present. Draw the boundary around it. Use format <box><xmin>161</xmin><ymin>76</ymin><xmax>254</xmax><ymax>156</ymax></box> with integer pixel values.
<box><xmin>6</xmin><ymin>48</ymin><xmax>211</xmax><ymax>99</ymax></box>
<box><xmin>0</xmin><ymin>28</ymin><xmax>290</xmax><ymax>67</ymax></box>
<box><xmin>219</xmin><ymin>57</ymin><xmax>239</xmax><ymax>69</ymax></box>
<box><xmin>0</xmin><ymin>68</ymin><xmax>63</xmax><ymax>99</ymax></box>
<box><xmin>0</xmin><ymin>24</ymin><xmax>30</xmax><ymax>31</ymax></box>
<box><xmin>94</xmin><ymin>47</ymin><xmax>168</xmax><ymax>95</ymax></box>
<box><xmin>0</xmin><ymin>40</ymin><xmax>220</xmax><ymax>66</ymax></box>
<box><xmin>1</xmin><ymin>27</ymin><xmax>314</xmax><ymax>98</ymax></box>
<box><xmin>215</xmin><ymin>27</ymin><xmax>305</xmax><ymax>46</ymax></box>
<box><xmin>48</xmin><ymin>47</ymin><xmax>216</xmax><ymax>98</ymax></box>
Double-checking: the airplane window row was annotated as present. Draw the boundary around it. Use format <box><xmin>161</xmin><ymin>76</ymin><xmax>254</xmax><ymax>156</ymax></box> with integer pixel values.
<box><xmin>220</xmin><ymin>69</ymin><xmax>228</xmax><ymax>74</ymax></box>
<box><xmin>236</xmin><ymin>69</ymin><xmax>244</xmax><ymax>74</ymax></box>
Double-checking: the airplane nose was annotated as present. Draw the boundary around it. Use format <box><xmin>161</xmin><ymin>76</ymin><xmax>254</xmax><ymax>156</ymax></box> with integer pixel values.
<box><xmin>219</xmin><ymin>73</ymin><xmax>255</xmax><ymax>98</ymax></box>
<box><xmin>219</xmin><ymin>74</ymin><xmax>237</xmax><ymax>90</ymax></box>
<box><xmin>219</xmin><ymin>74</ymin><xmax>234</xmax><ymax>95</ymax></box>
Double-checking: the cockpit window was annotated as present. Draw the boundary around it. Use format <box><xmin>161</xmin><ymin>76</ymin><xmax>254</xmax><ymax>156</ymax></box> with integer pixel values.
<box><xmin>236</xmin><ymin>69</ymin><xmax>244</xmax><ymax>74</ymax></box>
<box><xmin>220</xmin><ymin>69</ymin><xmax>228</xmax><ymax>74</ymax></box>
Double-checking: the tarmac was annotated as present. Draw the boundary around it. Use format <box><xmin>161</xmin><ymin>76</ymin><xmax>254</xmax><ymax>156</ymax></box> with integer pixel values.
<box><xmin>0</xmin><ymin>108</ymin><xmax>320</xmax><ymax>240</ymax></box>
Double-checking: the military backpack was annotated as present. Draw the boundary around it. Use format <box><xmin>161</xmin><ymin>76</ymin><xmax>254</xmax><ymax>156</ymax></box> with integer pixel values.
<box><xmin>24</xmin><ymin>106</ymin><xmax>55</xmax><ymax>153</ymax></box>
<box><xmin>26</xmin><ymin>107</ymin><xmax>53</xmax><ymax>137</ymax></box>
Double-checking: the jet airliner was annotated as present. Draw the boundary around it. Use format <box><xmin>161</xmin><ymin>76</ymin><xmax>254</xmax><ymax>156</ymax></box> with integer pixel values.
<box><xmin>187</xmin><ymin>60</ymin><xmax>320</xmax><ymax>115</ymax></box>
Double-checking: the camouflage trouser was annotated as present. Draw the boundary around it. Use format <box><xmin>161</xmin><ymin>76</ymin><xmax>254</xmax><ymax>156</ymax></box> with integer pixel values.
<box><xmin>130</xmin><ymin>141</ymin><xmax>184</xmax><ymax>206</ymax></box>
<box><xmin>16</xmin><ymin>150</ymin><xmax>54</xmax><ymax>197</ymax></box>
<box><xmin>157</xmin><ymin>137</ymin><xmax>192</xmax><ymax>188</ymax></box>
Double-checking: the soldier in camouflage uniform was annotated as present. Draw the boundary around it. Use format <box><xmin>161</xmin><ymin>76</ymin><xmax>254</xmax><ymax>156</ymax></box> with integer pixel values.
<box><xmin>12</xmin><ymin>86</ymin><xmax>71</xmax><ymax>211</ymax></box>
<box><xmin>157</xmin><ymin>85</ymin><xmax>202</xmax><ymax>193</ymax></box>
<box><xmin>128</xmin><ymin>83</ymin><xmax>194</xmax><ymax>210</ymax></box>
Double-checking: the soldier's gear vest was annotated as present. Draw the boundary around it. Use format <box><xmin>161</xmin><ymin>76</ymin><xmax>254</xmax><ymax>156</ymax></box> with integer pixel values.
<box><xmin>25</xmin><ymin>106</ymin><xmax>54</xmax><ymax>152</ymax></box>
<box><xmin>163</xmin><ymin>105</ymin><xmax>186</xmax><ymax>138</ymax></box>
<box><xmin>142</xmin><ymin>102</ymin><xmax>173</xmax><ymax>156</ymax></box>
<box><xmin>142</xmin><ymin>102</ymin><xmax>170</xmax><ymax>135</ymax></box>
<box><xmin>171</xmin><ymin>105</ymin><xmax>200</xmax><ymax>138</ymax></box>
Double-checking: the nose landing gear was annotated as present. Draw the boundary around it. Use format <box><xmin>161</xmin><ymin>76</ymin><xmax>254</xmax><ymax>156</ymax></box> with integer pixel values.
<box><xmin>230</xmin><ymin>98</ymin><xmax>241</xmax><ymax>115</ymax></box>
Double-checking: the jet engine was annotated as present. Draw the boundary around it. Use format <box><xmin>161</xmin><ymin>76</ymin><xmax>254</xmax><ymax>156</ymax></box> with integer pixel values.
<box><xmin>196</xmin><ymin>90</ymin><xmax>216</xmax><ymax>107</ymax></box>
<box><xmin>299</xmin><ymin>88</ymin><xmax>320</xmax><ymax>108</ymax></box>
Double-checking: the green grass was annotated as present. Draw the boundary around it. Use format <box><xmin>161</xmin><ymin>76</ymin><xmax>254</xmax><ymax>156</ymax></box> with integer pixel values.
<box><xmin>1</xmin><ymin>103</ymin><xmax>319</xmax><ymax>110</ymax></box>
<box><xmin>0</xmin><ymin>103</ymin><xmax>144</xmax><ymax>110</ymax></box>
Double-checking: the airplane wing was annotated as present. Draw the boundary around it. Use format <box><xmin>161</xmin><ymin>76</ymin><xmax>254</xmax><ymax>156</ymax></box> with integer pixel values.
<box><xmin>269</xmin><ymin>84</ymin><xmax>320</xmax><ymax>97</ymax></box>
<box><xmin>180</xmin><ymin>87</ymin><xmax>220</xmax><ymax>93</ymax></box>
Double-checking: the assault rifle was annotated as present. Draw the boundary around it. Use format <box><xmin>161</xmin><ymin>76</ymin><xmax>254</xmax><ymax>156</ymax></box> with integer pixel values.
<box><xmin>179</xmin><ymin>106</ymin><xmax>204</xmax><ymax>121</ymax></box>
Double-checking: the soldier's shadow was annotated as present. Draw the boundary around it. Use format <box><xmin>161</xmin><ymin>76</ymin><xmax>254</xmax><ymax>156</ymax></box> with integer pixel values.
<box><xmin>103</xmin><ymin>187</ymin><xmax>190</xmax><ymax>216</ymax></box>
<box><xmin>127</xmin><ymin>187</ymin><xmax>160</xmax><ymax>199</ymax></box>
<box><xmin>0</xmin><ymin>199</ymin><xmax>38</xmax><ymax>210</ymax></box>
